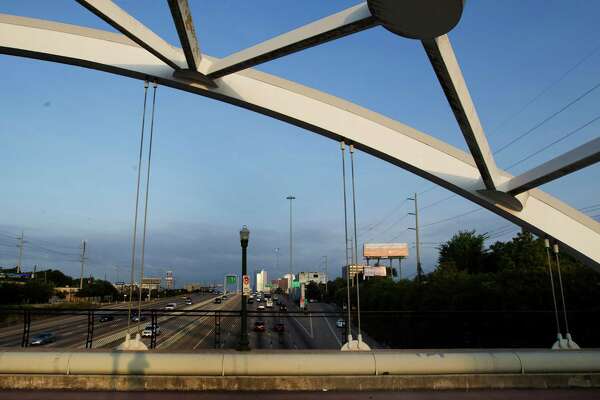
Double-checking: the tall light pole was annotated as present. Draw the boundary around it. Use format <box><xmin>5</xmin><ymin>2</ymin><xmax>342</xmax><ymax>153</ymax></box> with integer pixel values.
<box><xmin>239</xmin><ymin>225</ymin><xmax>250</xmax><ymax>351</ymax></box>
<box><xmin>286</xmin><ymin>195</ymin><xmax>295</xmax><ymax>292</ymax></box>
<box><xmin>275</xmin><ymin>247</ymin><xmax>280</xmax><ymax>273</ymax></box>
<box><xmin>322</xmin><ymin>255</ymin><xmax>328</xmax><ymax>295</ymax></box>
<box><xmin>16</xmin><ymin>232</ymin><xmax>25</xmax><ymax>274</ymax></box>
<box><xmin>79</xmin><ymin>240</ymin><xmax>87</xmax><ymax>290</ymax></box>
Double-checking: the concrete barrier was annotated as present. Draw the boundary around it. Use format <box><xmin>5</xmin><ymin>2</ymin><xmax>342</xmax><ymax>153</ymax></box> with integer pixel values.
<box><xmin>1</xmin><ymin>349</ymin><xmax>600</xmax><ymax>376</ymax></box>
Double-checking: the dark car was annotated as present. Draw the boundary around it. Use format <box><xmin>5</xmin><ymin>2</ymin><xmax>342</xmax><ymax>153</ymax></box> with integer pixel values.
<box><xmin>30</xmin><ymin>332</ymin><xmax>56</xmax><ymax>346</ymax></box>
<box><xmin>99</xmin><ymin>314</ymin><xmax>114</xmax><ymax>322</ymax></box>
<box><xmin>273</xmin><ymin>322</ymin><xmax>285</xmax><ymax>333</ymax></box>
<box><xmin>279</xmin><ymin>304</ymin><xmax>287</xmax><ymax>312</ymax></box>
<box><xmin>247</xmin><ymin>298</ymin><xmax>254</xmax><ymax>304</ymax></box>
<box><xmin>214</xmin><ymin>297</ymin><xmax>222</xmax><ymax>304</ymax></box>
<box><xmin>254</xmin><ymin>320</ymin><xmax>266</xmax><ymax>332</ymax></box>
<box><xmin>130</xmin><ymin>312</ymin><xmax>146</xmax><ymax>322</ymax></box>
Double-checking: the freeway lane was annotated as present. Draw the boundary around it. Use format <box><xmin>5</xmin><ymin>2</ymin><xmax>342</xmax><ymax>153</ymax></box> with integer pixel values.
<box><xmin>0</xmin><ymin>293</ymin><xmax>212</xmax><ymax>348</ymax></box>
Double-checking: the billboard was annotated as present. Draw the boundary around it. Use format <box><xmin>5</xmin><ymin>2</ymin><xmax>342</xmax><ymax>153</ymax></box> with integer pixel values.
<box><xmin>363</xmin><ymin>243</ymin><xmax>409</xmax><ymax>259</ymax></box>
<box><xmin>363</xmin><ymin>266</ymin><xmax>387</xmax><ymax>277</ymax></box>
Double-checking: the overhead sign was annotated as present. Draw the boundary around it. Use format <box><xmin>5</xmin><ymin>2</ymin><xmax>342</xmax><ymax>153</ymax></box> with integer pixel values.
<box><xmin>363</xmin><ymin>243</ymin><xmax>409</xmax><ymax>259</ymax></box>
<box><xmin>242</xmin><ymin>275</ymin><xmax>250</xmax><ymax>295</ymax></box>
<box><xmin>291</xmin><ymin>280</ymin><xmax>300</xmax><ymax>289</ymax></box>
<box><xmin>226</xmin><ymin>275</ymin><xmax>237</xmax><ymax>284</ymax></box>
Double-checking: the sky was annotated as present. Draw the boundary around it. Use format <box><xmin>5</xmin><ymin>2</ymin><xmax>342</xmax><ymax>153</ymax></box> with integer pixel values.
<box><xmin>0</xmin><ymin>1</ymin><xmax>599</xmax><ymax>286</ymax></box>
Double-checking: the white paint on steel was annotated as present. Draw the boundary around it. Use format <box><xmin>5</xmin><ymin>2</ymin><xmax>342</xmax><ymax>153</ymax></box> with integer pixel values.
<box><xmin>206</xmin><ymin>2</ymin><xmax>374</xmax><ymax>78</ymax></box>
<box><xmin>0</xmin><ymin>14</ymin><xmax>599</xmax><ymax>269</ymax></box>
<box><xmin>504</xmin><ymin>137</ymin><xmax>600</xmax><ymax>195</ymax></box>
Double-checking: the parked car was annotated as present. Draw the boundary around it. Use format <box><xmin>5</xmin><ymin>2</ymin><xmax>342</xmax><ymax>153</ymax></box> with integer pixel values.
<box><xmin>141</xmin><ymin>324</ymin><xmax>161</xmax><ymax>337</ymax></box>
<box><xmin>214</xmin><ymin>297</ymin><xmax>222</xmax><ymax>304</ymax></box>
<box><xmin>164</xmin><ymin>303</ymin><xmax>177</xmax><ymax>310</ymax></box>
<box><xmin>30</xmin><ymin>332</ymin><xmax>56</xmax><ymax>346</ymax></box>
<box><xmin>336</xmin><ymin>318</ymin><xmax>346</xmax><ymax>328</ymax></box>
<box><xmin>273</xmin><ymin>322</ymin><xmax>285</xmax><ymax>333</ymax></box>
<box><xmin>99</xmin><ymin>314</ymin><xmax>114</xmax><ymax>323</ymax></box>
<box><xmin>254</xmin><ymin>320</ymin><xmax>266</xmax><ymax>332</ymax></box>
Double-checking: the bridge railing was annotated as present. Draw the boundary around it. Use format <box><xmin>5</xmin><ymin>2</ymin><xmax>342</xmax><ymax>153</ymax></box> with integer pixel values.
<box><xmin>1</xmin><ymin>307</ymin><xmax>599</xmax><ymax>350</ymax></box>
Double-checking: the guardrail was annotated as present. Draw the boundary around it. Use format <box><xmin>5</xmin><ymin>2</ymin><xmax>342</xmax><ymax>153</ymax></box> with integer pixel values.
<box><xmin>1</xmin><ymin>307</ymin><xmax>600</xmax><ymax>350</ymax></box>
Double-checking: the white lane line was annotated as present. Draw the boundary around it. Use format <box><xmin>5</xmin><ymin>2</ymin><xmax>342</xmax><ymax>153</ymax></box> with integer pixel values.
<box><xmin>324</xmin><ymin>315</ymin><xmax>342</xmax><ymax>346</ymax></box>
<box><xmin>192</xmin><ymin>327</ymin><xmax>214</xmax><ymax>349</ymax></box>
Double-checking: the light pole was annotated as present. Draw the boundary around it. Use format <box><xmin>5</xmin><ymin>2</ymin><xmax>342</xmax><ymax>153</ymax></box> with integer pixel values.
<box><xmin>286</xmin><ymin>195</ymin><xmax>295</xmax><ymax>293</ymax></box>
<box><xmin>238</xmin><ymin>225</ymin><xmax>250</xmax><ymax>351</ymax></box>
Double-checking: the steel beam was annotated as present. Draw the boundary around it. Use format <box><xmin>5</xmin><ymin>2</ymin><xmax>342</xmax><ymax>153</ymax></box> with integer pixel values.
<box><xmin>422</xmin><ymin>35</ymin><xmax>499</xmax><ymax>190</ymax></box>
<box><xmin>76</xmin><ymin>0</ymin><xmax>185</xmax><ymax>70</ymax></box>
<box><xmin>167</xmin><ymin>0</ymin><xmax>201</xmax><ymax>70</ymax></box>
<box><xmin>0</xmin><ymin>14</ymin><xmax>599</xmax><ymax>270</ymax></box>
<box><xmin>505</xmin><ymin>137</ymin><xmax>600</xmax><ymax>195</ymax></box>
<box><xmin>206</xmin><ymin>2</ymin><xmax>377</xmax><ymax>79</ymax></box>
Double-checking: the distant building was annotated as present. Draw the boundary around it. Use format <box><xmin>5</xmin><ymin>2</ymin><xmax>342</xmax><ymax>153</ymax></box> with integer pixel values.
<box><xmin>185</xmin><ymin>283</ymin><xmax>201</xmax><ymax>292</ymax></box>
<box><xmin>141</xmin><ymin>277</ymin><xmax>161</xmax><ymax>292</ymax></box>
<box><xmin>298</xmin><ymin>271</ymin><xmax>327</xmax><ymax>285</ymax></box>
<box><xmin>165</xmin><ymin>270</ymin><xmax>174</xmax><ymax>289</ymax></box>
<box><xmin>255</xmin><ymin>269</ymin><xmax>268</xmax><ymax>292</ymax></box>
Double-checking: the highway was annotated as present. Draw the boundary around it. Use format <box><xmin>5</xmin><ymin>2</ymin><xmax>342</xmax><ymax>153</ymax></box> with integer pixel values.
<box><xmin>0</xmin><ymin>292</ymin><xmax>377</xmax><ymax>350</ymax></box>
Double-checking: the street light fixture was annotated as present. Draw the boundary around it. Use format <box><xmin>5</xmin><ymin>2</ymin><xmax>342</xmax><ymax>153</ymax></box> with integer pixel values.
<box><xmin>238</xmin><ymin>225</ymin><xmax>250</xmax><ymax>351</ymax></box>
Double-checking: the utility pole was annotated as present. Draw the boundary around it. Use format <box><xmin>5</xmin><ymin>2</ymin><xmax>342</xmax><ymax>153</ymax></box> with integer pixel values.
<box><xmin>16</xmin><ymin>231</ymin><xmax>25</xmax><ymax>273</ymax></box>
<box><xmin>322</xmin><ymin>255</ymin><xmax>328</xmax><ymax>294</ymax></box>
<box><xmin>408</xmin><ymin>192</ymin><xmax>423</xmax><ymax>281</ymax></box>
<box><xmin>79</xmin><ymin>240</ymin><xmax>87</xmax><ymax>289</ymax></box>
<box><xmin>275</xmin><ymin>247</ymin><xmax>280</xmax><ymax>273</ymax></box>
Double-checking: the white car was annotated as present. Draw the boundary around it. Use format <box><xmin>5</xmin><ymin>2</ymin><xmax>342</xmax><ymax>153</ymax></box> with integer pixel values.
<box><xmin>336</xmin><ymin>318</ymin><xmax>346</xmax><ymax>328</ymax></box>
<box><xmin>142</xmin><ymin>324</ymin><xmax>160</xmax><ymax>337</ymax></box>
<box><xmin>164</xmin><ymin>303</ymin><xmax>176</xmax><ymax>310</ymax></box>
<box><xmin>266</xmin><ymin>299</ymin><xmax>273</xmax><ymax>308</ymax></box>
<box><xmin>257</xmin><ymin>304</ymin><xmax>265</xmax><ymax>311</ymax></box>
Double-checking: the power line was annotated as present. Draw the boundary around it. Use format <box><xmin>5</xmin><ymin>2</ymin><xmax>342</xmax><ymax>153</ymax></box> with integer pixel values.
<box><xmin>505</xmin><ymin>113</ymin><xmax>600</xmax><ymax>171</ymax></box>
<box><xmin>420</xmin><ymin>208</ymin><xmax>482</xmax><ymax>229</ymax></box>
<box><xmin>495</xmin><ymin>81</ymin><xmax>600</xmax><ymax>156</ymax></box>
<box><xmin>489</xmin><ymin>42</ymin><xmax>600</xmax><ymax>136</ymax></box>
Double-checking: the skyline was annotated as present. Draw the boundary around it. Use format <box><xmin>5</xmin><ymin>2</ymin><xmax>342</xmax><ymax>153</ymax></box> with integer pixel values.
<box><xmin>1</xmin><ymin>1</ymin><xmax>600</xmax><ymax>285</ymax></box>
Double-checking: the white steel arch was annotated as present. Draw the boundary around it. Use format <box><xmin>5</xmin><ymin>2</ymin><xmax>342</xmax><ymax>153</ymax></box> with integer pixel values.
<box><xmin>0</xmin><ymin>10</ymin><xmax>599</xmax><ymax>270</ymax></box>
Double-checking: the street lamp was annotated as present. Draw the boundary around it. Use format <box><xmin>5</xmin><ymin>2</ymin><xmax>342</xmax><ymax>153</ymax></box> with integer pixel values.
<box><xmin>286</xmin><ymin>195</ymin><xmax>295</xmax><ymax>293</ymax></box>
<box><xmin>238</xmin><ymin>225</ymin><xmax>250</xmax><ymax>351</ymax></box>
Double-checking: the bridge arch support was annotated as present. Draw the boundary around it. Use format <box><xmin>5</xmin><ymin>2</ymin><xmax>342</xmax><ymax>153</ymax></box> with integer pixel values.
<box><xmin>0</xmin><ymin>13</ymin><xmax>598</xmax><ymax>270</ymax></box>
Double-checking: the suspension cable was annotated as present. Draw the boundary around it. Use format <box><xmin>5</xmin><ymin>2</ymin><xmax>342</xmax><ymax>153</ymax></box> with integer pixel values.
<box><xmin>340</xmin><ymin>141</ymin><xmax>352</xmax><ymax>340</ymax></box>
<box><xmin>349</xmin><ymin>144</ymin><xmax>362</xmax><ymax>340</ymax></box>
<box><xmin>136</xmin><ymin>81</ymin><xmax>158</xmax><ymax>335</ymax></box>
<box><xmin>127</xmin><ymin>80</ymin><xmax>149</xmax><ymax>335</ymax></box>
<box><xmin>544</xmin><ymin>239</ymin><xmax>561</xmax><ymax>337</ymax></box>
<box><xmin>553</xmin><ymin>243</ymin><xmax>571</xmax><ymax>335</ymax></box>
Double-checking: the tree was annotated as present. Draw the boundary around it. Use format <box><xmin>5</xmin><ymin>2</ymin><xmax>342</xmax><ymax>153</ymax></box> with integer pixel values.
<box><xmin>438</xmin><ymin>230</ymin><xmax>488</xmax><ymax>274</ymax></box>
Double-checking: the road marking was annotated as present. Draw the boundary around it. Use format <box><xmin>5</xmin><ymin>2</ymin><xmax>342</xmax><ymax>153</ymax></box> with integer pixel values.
<box><xmin>291</xmin><ymin>315</ymin><xmax>314</xmax><ymax>339</ymax></box>
<box><xmin>324</xmin><ymin>316</ymin><xmax>342</xmax><ymax>346</ymax></box>
<box><xmin>192</xmin><ymin>327</ymin><xmax>214</xmax><ymax>349</ymax></box>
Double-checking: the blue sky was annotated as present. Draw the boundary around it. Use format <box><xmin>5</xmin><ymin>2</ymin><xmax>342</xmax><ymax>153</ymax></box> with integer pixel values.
<box><xmin>0</xmin><ymin>1</ymin><xmax>599</xmax><ymax>286</ymax></box>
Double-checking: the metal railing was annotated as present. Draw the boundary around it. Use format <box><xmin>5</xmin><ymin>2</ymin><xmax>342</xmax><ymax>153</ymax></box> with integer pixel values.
<box><xmin>1</xmin><ymin>307</ymin><xmax>599</xmax><ymax>350</ymax></box>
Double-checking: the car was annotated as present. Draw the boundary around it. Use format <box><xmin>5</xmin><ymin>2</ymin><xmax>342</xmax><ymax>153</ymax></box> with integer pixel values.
<box><xmin>254</xmin><ymin>320</ymin><xmax>266</xmax><ymax>332</ymax></box>
<box><xmin>336</xmin><ymin>318</ymin><xmax>346</xmax><ymax>328</ymax></box>
<box><xmin>273</xmin><ymin>322</ymin><xmax>285</xmax><ymax>332</ymax></box>
<box><xmin>185</xmin><ymin>299</ymin><xmax>192</xmax><ymax>305</ymax></box>
<box><xmin>309</xmin><ymin>298</ymin><xmax>317</xmax><ymax>303</ymax></box>
<box><xmin>142</xmin><ymin>324</ymin><xmax>161</xmax><ymax>337</ymax></box>
<box><xmin>99</xmin><ymin>314</ymin><xmax>114</xmax><ymax>322</ymax></box>
<box><xmin>266</xmin><ymin>299</ymin><xmax>273</xmax><ymax>308</ymax></box>
<box><xmin>222</xmin><ymin>294</ymin><xmax>228</xmax><ymax>299</ymax></box>
<box><xmin>257</xmin><ymin>304</ymin><xmax>265</xmax><ymax>311</ymax></box>
<box><xmin>30</xmin><ymin>332</ymin><xmax>55</xmax><ymax>345</ymax></box>
<box><xmin>130</xmin><ymin>312</ymin><xmax>147</xmax><ymax>322</ymax></box>
<box><xmin>164</xmin><ymin>303</ymin><xmax>177</xmax><ymax>310</ymax></box>
<box><xmin>214</xmin><ymin>297</ymin><xmax>222</xmax><ymax>304</ymax></box>
<box><xmin>279</xmin><ymin>304</ymin><xmax>287</xmax><ymax>312</ymax></box>
<box><xmin>247</xmin><ymin>298</ymin><xmax>254</xmax><ymax>304</ymax></box>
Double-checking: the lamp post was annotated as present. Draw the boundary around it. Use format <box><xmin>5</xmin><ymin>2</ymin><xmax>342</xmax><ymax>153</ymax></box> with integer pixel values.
<box><xmin>238</xmin><ymin>225</ymin><xmax>250</xmax><ymax>351</ymax></box>
<box><xmin>286</xmin><ymin>195</ymin><xmax>295</xmax><ymax>294</ymax></box>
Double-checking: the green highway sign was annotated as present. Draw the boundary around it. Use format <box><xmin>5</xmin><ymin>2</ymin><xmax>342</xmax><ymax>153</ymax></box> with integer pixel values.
<box><xmin>292</xmin><ymin>280</ymin><xmax>300</xmax><ymax>288</ymax></box>
<box><xmin>226</xmin><ymin>276</ymin><xmax>237</xmax><ymax>284</ymax></box>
